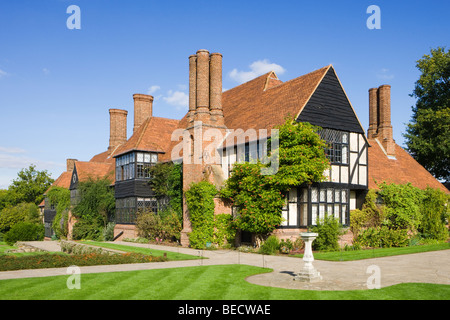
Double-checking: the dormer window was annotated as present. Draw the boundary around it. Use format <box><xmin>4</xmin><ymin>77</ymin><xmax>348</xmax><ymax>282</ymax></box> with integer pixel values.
<box><xmin>115</xmin><ymin>151</ymin><xmax>158</xmax><ymax>181</ymax></box>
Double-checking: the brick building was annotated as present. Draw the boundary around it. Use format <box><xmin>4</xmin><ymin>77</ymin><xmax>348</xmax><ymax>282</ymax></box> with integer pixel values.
<box><xmin>42</xmin><ymin>49</ymin><xmax>448</xmax><ymax>244</ymax></box>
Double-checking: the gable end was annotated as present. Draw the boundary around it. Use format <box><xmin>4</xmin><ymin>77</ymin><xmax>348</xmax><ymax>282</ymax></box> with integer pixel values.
<box><xmin>297</xmin><ymin>67</ymin><xmax>364</xmax><ymax>133</ymax></box>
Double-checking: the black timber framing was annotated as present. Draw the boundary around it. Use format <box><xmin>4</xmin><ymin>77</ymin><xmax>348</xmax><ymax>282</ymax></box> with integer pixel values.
<box><xmin>297</xmin><ymin>66</ymin><xmax>364</xmax><ymax>134</ymax></box>
<box><xmin>114</xmin><ymin>179</ymin><xmax>154</xmax><ymax>199</ymax></box>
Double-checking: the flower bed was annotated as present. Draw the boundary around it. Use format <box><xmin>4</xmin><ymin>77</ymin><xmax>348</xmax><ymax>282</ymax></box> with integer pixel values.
<box><xmin>0</xmin><ymin>242</ymin><xmax>168</xmax><ymax>271</ymax></box>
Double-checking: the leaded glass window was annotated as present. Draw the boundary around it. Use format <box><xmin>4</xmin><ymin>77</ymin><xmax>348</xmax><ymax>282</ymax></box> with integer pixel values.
<box><xmin>318</xmin><ymin>129</ymin><xmax>349</xmax><ymax>165</ymax></box>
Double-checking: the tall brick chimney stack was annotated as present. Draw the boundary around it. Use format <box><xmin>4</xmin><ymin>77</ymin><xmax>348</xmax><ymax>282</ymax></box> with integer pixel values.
<box><xmin>133</xmin><ymin>93</ymin><xmax>153</xmax><ymax>133</ymax></box>
<box><xmin>367</xmin><ymin>85</ymin><xmax>395</xmax><ymax>157</ymax></box>
<box><xmin>188</xmin><ymin>54</ymin><xmax>197</xmax><ymax>123</ymax></box>
<box><xmin>109</xmin><ymin>108</ymin><xmax>128</xmax><ymax>151</ymax></box>
<box><xmin>209</xmin><ymin>52</ymin><xmax>225</xmax><ymax>127</ymax></box>
<box><xmin>194</xmin><ymin>49</ymin><xmax>211</xmax><ymax>123</ymax></box>
<box><xmin>377</xmin><ymin>85</ymin><xmax>395</xmax><ymax>157</ymax></box>
<box><xmin>181</xmin><ymin>49</ymin><xmax>227</xmax><ymax>247</ymax></box>
<box><xmin>367</xmin><ymin>87</ymin><xmax>378</xmax><ymax>139</ymax></box>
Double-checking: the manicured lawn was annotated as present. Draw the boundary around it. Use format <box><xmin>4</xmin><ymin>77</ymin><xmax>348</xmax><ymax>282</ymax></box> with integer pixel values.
<box><xmin>290</xmin><ymin>243</ymin><xmax>450</xmax><ymax>261</ymax></box>
<box><xmin>81</xmin><ymin>241</ymin><xmax>201</xmax><ymax>261</ymax></box>
<box><xmin>0</xmin><ymin>264</ymin><xmax>449</xmax><ymax>300</ymax></box>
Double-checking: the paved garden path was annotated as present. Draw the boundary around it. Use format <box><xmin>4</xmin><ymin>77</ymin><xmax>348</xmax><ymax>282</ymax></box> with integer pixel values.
<box><xmin>0</xmin><ymin>241</ymin><xmax>449</xmax><ymax>291</ymax></box>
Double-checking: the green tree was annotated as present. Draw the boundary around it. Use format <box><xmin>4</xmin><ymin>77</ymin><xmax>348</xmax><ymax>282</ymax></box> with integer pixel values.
<box><xmin>404</xmin><ymin>47</ymin><xmax>450</xmax><ymax>181</ymax></box>
<box><xmin>8</xmin><ymin>165</ymin><xmax>54</xmax><ymax>206</ymax></box>
<box><xmin>0</xmin><ymin>203</ymin><xmax>41</xmax><ymax>233</ymax></box>
<box><xmin>220</xmin><ymin>118</ymin><xmax>329</xmax><ymax>243</ymax></box>
<box><xmin>0</xmin><ymin>189</ymin><xmax>13</xmax><ymax>212</ymax></box>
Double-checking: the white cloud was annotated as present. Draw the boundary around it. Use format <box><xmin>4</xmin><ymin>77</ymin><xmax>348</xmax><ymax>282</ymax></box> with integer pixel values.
<box><xmin>0</xmin><ymin>146</ymin><xmax>26</xmax><ymax>154</ymax></box>
<box><xmin>0</xmin><ymin>69</ymin><xmax>8</xmax><ymax>78</ymax></box>
<box><xmin>229</xmin><ymin>59</ymin><xmax>286</xmax><ymax>84</ymax></box>
<box><xmin>42</xmin><ymin>68</ymin><xmax>50</xmax><ymax>75</ymax></box>
<box><xmin>147</xmin><ymin>85</ymin><xmax>161</xmax><ymax>95</ymax></box>
<box><xmin>163</xmin><ymin>90</ymin><xmax>189</xmax><ymax>110</ymax></box>
<box><xmin>376</xmin><ymin>68</ymin><xmax>394</xmax><ymax>80</ymax></box>
<box><xmin>0</xmin><ymin>153</ymin><xmax>64</xmax><ymax>170</ymax></box>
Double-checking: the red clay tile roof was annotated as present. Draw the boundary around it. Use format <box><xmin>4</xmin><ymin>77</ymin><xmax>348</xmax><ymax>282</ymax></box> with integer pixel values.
<box><xmin>43</xmin><ymin>170</ymin><xmax>73</xmax><ymax>196</ymax></box>
<box><xmin>168</xmin><ymin>66</ymin><xmax>331</xmax><ymax>158</ymax></box>
<box><xmin>222</xmin><ymin>66</ymin><xmax>330</xmax><ymax>131</ymax></box>
<box><xmin>368</xmin><ymin>138</ymin><xmax>449</xmax><ymax>193</ymax></box>
<box><xmin>114</xmin><ymin>116</ymin><xmax>180</xmax><ymax>161</ymax></box>
<box><xmin>74</xmin><ymin>161</ymin><xmax>114</xmax><ymax>184</ymax></box>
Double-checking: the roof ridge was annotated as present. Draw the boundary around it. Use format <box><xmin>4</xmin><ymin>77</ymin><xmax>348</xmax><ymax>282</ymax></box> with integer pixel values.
<box><xmin>225</xmin><ymin>71</ymin><xmax>273</xmax><ymax>93</ymax></box>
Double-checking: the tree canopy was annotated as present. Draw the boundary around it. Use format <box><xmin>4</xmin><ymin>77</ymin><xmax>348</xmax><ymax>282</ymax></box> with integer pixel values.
<box><xmin>404</xmin><ymin>47</ymin><xmax>450</xmax><ymax>181</ymax></box>
<box><xmin>7</xmin><ymin>165</ymin><xmax>54</xmax><ymax>206</ymax></box>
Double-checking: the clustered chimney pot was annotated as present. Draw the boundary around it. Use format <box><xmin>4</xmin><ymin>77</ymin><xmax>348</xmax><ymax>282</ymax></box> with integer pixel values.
<box><xmin>188</xmin><ymin>49</ymin><xmax>225</xmax><ymax>127</ymax></box>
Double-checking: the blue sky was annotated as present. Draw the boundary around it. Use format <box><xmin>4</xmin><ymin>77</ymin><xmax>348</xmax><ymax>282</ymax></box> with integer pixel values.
<box><xmin>0</xmin><ymin>0</ymin><xmax>448</xmax><ymax>189</ymax></box>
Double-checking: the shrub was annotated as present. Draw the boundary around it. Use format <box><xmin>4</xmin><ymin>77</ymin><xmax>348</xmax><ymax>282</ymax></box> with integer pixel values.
<box><xmin>0</xmin><ymin>251</ymin><xmax>167</xmax><ymax>271</ymax></box>
<box><xmin>136</xmin><ymin>210</ymin><xmax>182</xmax><ymax>242</ymax></box>
<box><xmin>279</xmin><ymin>239</ymin><xmax>293</xmax><ymax>254</ymax></box>
<box><xmin>350</xmin><ymin>190</ymin><xmax>385</xmax><ymax>238</ymax></box>
<box><xmin>136</xmin><ymin>212</ymin><xmax>163</xmax><ymax>240</ymax></box>
<box><xmin>71</xmin><ymin>219</ymin><xmax>102</xmax><ymax>240</ymax></box>
<box><xmin>4</xmin><ymin>222</ymin><xmax>44</xmax><ymax>245</ymax></box>
<box><xmin>292</xmin><ymin>237</ymin><xmax>304</xmax><ymax>251</ymax></box>
<box><xmin>354</xmin><ymin>226</ymin><xmax>409</xmax><ymax>248</ymax></box>
<box><xmin>310</xmin><ymin>215</ymin><xmax>342</xmax><ymax>252</ymax></box>
<box><xmin>378</xmin><ymin>182</ymin><xmax>423</xmax><ymax>232</ymax></box>
<box><xmin>103</xmin><ymin>222</ymin><xmax>116</xmax><ymax>241</ymax></box>
<box><xmin>419</xmin><ymin>187</ymin><xmax>449</xmax><ymax>241</ymax></box>
<box><xmin>258</xmin><ymin>235</ymin><xmax>280</xmax><ymax>255</ymax></box>
<box><xmin>161</xmin><ymin>211</ymin><xmax>182</xmax><ymax>241</ymax></box>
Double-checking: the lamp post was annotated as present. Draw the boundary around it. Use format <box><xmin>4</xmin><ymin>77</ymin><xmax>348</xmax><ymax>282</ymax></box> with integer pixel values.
<box><xmin>294</xmin><ymin>232</ymin><xmax>322</xmax><ymax>282</ymax></box>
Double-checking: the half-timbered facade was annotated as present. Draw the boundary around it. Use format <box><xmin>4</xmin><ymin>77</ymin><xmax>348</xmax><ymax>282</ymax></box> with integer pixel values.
<box><xmin>42</xmin><ymin>49</ymin><xmax>448</xmax><ymax>243</ymax></box>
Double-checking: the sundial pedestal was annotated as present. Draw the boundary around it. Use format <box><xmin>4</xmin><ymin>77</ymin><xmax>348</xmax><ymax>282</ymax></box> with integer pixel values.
<box><xmin>294</xmin><ymin>232</ymin><xmax>322</xmax><ymax>282</ymax></box>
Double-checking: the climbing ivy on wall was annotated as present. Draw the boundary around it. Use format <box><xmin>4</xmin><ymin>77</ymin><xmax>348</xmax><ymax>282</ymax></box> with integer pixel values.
<box><xmin>185</xmin><ymin>181</ymin><xmax>217</xmax><ymax>249</ymax></box>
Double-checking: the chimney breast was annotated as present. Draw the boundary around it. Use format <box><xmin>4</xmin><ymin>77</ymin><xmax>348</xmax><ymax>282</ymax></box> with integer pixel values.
<box><xmin>109</xmin><ymin>108</ymin><xmax>128</xmax><ymax>151</ymax></box>
<box><xmin>133</xmin><ymin>94</ymin><xmax>153</xmax><ymax>133</ymax></box>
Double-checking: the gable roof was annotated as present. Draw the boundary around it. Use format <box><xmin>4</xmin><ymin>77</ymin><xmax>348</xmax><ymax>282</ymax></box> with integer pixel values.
<box><xmin>70</xmin><ymin>161</ymin><xmax>114</xmax><ymax>190</ymax></box>
<box><xmin>222</xmin><ymin>66</ymin><xmax>331</xmax><ymax>131</ymax></box>
<box><xmin>368</xmin><ymin>138</ymin><xmax>449</xmax><ymax>193</ymax></box>
<box><xmin>297</xmin><ymin>66</ymin><xmax>365</xmax><ymax>133</ymax></box>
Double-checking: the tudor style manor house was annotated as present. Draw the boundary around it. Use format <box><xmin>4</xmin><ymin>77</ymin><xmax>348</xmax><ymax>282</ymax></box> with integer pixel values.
<box><xmin>42</xmin><ymin>49</ymin><xmax>448</xmax><ymax>245</ymax></box>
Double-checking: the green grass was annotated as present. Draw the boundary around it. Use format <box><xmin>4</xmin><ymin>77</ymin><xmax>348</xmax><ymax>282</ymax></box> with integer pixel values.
<box><xmin>0</xmin><ymin>264</ymin><xmax>449</xmax><ymax>300</ymax></box>
<box><xmin>290</xmin><ymin>243</ymin><xmax>450</xmax><ymax>261</ymax></box>
<box><xmin>81</xmin><ymin>241</ymin><xmax>201</xmax><ymax>261</ymax></box>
